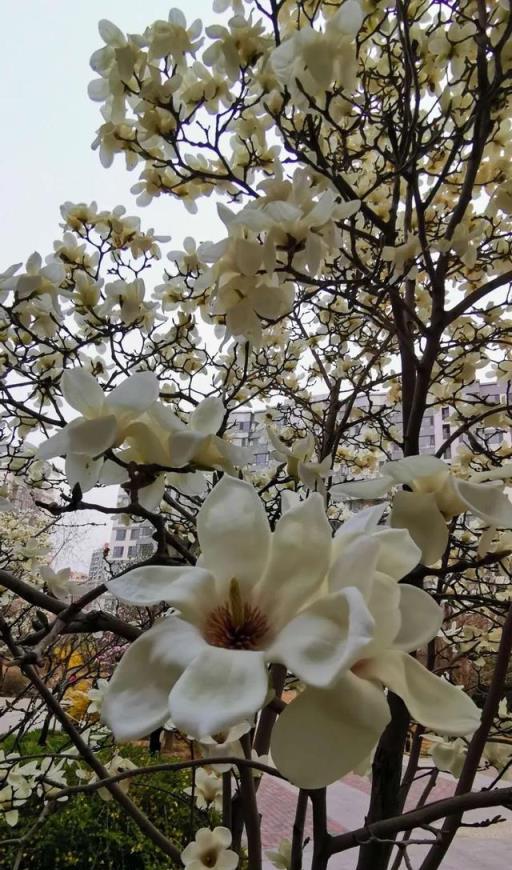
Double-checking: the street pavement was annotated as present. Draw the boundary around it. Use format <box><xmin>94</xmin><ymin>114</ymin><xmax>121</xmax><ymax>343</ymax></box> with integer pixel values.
<box><xmin>259</xmin><ymin>766</ymin><xmax>512</xmax><ymax>869</ymax></box>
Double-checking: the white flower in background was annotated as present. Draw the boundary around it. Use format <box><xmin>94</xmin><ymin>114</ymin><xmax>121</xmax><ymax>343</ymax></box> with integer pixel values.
<box><xmin>430</xmin><ymin>737</ymin><xmax>467</xmax><ymax>778</ymax></box>
<box><xmin>122</xmin><ymin>396</ymin><xmax>252</xmax><ymax>500</ymax></box>
<box><xmin>0</xmin><ymin>785</ymin><xmax>20</xmax><ymax>826</ymax></box>
<box><xmin>0</xmin><ymin>485</ymin><xmax>14</xmax><ymax>512</ymax></box>
<box><xmin>266</xmin><ymin>839</ymin><xmax>292</xmax><ymax>870</ymax></box>
<box><xmin>198</xmin><ymin>721</ymin><xmax>252</xmax><ymax>773</ymax></box>
<box><xmin>181</xmin><ymin>826</ymin><xmax>238</xmax><ymax>869</ymax></box>
<box><xmin>271</xmin><ymin>504</ymin><xmax>481</xmax><ymax>788</ymax></box>
<box><xmin>267</xmin><ymin>428</ymin><xmax>330</xmax><ymax>492</ymax></box>
<box><xmin>87</xmin><ymin>678</ymin><xmax>110</xmax><ymax>715</ymax></box>
<box><xmin>334</xmin><ymin>456</ymin><xmax>512</xmax><ymax>565</ymax></box>
<box><xmin>37</xmin><ymin>368</ymin><xmax>160</xmax><ymax>492</ymax></box>
<box><xmin>97</xmin><ymin>755</ymin><xmax>137</xmax><ymax>801</ymax></box>
<box><xmin>0</xmin><ymin>263</ymin><xmax>22</xmax><ymax>303</ymax></box>
<box><xmin>40</xmin><ymin>565</ymin><xmax>73</xmax><ymax>602</ymax></box>
<box><xmin>102</xmin><ymin>476</ymin><xmax>375</xmax><ymax>745</ymax></box>
<box><xmin>270</xmin><ymin>0</ymin><xmax>363</xmax><ymax>102</ymax></box>
<box><xmin>484</xmin><ymin>741</ymin><xmax>512</xmax><ymax>778</ymax></box>
<box><xmin>184</xmin><ymin>768</ymin><xmax>223</xmax><ymax>812</ymax></box>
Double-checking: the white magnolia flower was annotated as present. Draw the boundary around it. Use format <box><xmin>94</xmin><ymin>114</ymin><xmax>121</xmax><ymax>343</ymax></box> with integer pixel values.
<box><xmin>198</xmin><ymin>721</ymin><xmax>252</xmax><ymax>773</ymax></box>
<box><xmin>333</xmin><ymin>456</ymin><xmax>512</xmax><ymax>565</ymax></box>
<box><xmin>484</xmin><ymin>741</ymin><xmax>512</xmax><ymax>778</ymax></box>
<box><xmin>0</xmin><ymin>786</ymin><xmax>19</xmax><ymax>826</ymax></box>
<box><xmin>124</xmin><ymin>396</ymin><xmax>251</xmax><ymax>476</ymax></box>
<box><xmin>102</xmin><ymin>476</ymin><xmax>376</xmax><ymax>744</ymax></box>
<box><xmin>0</xmin><ymin>495</ymin><xmax>14</xmax><ymax>513</ymax></box>
<box><xmin>430</xmin><ymin>737</ymin><xmax>467</xmax><ymax>778</ymax></box>
<box><xmin>97</xmin><ymin>755</ymin><xmax>137</xmax><ymax>801</ymax></box>
<box><xmin>266</xmin><ymin>839</ymin><xmax>292</xmax><ymax>870</ymax></box>
<box><xmin>184</xmin><ymin>768</ymin><xmax>223</xmax><ymax>812</ymax></box>
<box><xmin>87</xmin><ymin>678</ymin><xmax>110</xmax><ymax>715</ymax></box>
<box><xmin>38</xmin><ymin>369</ymin><xmax>160</xmax><ymax>492</ymax></box>
<box><xmin>181</xmin><ymin>826</ymin><xmax>238</xmax><ymax>869</ymax></box>
<box><xmin>267</xmin><ymin>428</ymin><xmax>330</xmax><ymax>492</ymax></box>
<box><xmin>271</xmin><ymin>505</ymin><xmax>481</xmax><ymax>788</ymax></box>
<box><xmin>40</xmin><ymin>565</ymin><xmax>73</xmax><ymax>602</ymax></box>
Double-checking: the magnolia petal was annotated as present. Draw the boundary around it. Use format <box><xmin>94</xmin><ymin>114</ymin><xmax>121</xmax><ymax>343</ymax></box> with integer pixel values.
<box><xmin>168</xmin><ymin>647</ymin><xmax>268</xmax><ymax>739</ymax></box>
<box><xmin>97</xmin><ymin>459</ymin><xmax>130</xmax><ymax>486</ymax></box>
<box><xmin>382</xmin><ymin>455</ymin><xmax>448</xmax><ymax>484</ymax></box>
<box><xmin>372</xmin><ymin>528</ymin><xmax>421</xmax><ymax>580</ymax></box>
<box><xmin>108</xmin><ymin>566</ymin><xmax>214</xmax><ymax>617</ymax></box>
<box><xmin>332</xmin><ymin>476</ymin><xmax>394</xmax><ymax>500</ymax></box>
<box><xmin>327</xmin><ymin>536</ymin><xmax>380</xmax><ymax>599</ymax></box>
<box><xmin>138</xmin><ymin>475</ymin><xmax>166</xmax><ymax>512</ymax></box>
<box><xmin>226</xmin><ymin>300</ymin><xmax>262</xmax><ymax>347</ymax></box>
<box><xmin>455</xmin><ymin>480</ymin><xmax>512</xmax><ymax>528</ymax></box>
<box><xmin>271</xmin><ymin>673</ymin><xmax>391</xmax><ymax>788</ymax></box>
<box><xmin>37</xmin><ymin>423</ymin><xmax>77</xmax><ymax>460</ymax></box>
<box><xmin>65</xmin><ymin>453</ymin><xmax>103</xmax><ymax>492</ymax></box>
<box><xmin>168</xmin><ymin>430</ymin><xmax>205</xmax><ymax>467</ymax></box>
<box><xmin>470</xmin><ymin>463</ymin><xmax>512</xmax><ymax>482</ymax></box>
<box><xmin>197</xmin><ymin>477</ymin><xmax>270</xmax><ymax>594</ymax></box>
<box><xmin>258</xmin><ymin>493</ymin><xmax>332</xmax><ymax>617</ymax></box>
<box><xmin>267</xmin><ymin>587</ymin><xmax>374</xmax><ymax>688</ymax></box>
<box><xmin>105</xmin><ymin>371</ymin><xmax>160</xmax><ymax>416</ymax></box>
<box><xmin>359</xmin><ymin>650</ymin><xmax>481</xmax><ymax>736</ymax></box>
<box><xmin>336</xmin><ymin>504</ymin><xmax>386</xmax><ymax>538</ymax></box>
<box><xmin>394</xmin><ymin>585</ymin><xmax>443</xmax><ymax>652</ymax></box>
<box><xmin>391</xmin><ymin>491</ymin><xmax>448</xmax><ymax>565</ymax></box>
<box><xmin>365</xmin><ymin>573</ymin><xmax>401</xmax><ymax>649</ymax></box>
<box><xmin>61</xmin><ymin>369</ymin><xmax>105</xmax><ymax>417</ymax></box>
<box><xmin>102</xmin><ymin>618</ymin><xmax>205</xmax><ymax>741</ymax></box>
<box><xmin>190</xmin><ymin>397</ymin><xmax>225</xmax><ymax>435</ymax></box>
<box><xmin>66</xmin><ymin>415</ymin><xmax>119</xmax><ymax>456</ymax></box>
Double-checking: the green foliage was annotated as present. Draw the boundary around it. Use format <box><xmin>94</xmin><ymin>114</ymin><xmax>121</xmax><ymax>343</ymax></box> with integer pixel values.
<box><xmin>0</xmin><ymin>739</ymin><xmax>211</xmax><ymax>870</ymax></box>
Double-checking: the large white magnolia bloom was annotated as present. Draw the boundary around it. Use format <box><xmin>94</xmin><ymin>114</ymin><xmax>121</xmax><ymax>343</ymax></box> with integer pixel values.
<box><xmin>102</xmin><ymin>476</ymin><xmax>377</xmax><ymax>744</ymax></box>
<box><xmin>38</xmin><ymin>369</ymin><xmax>159</xmax><ymax>492</ymax></box>
<box><xmin>334</xmin><ymin>456</ymin><xmax>512</xmax><ymax>565</ymax></box>
<box><xmin>271</xmin><ymin>504</ymin><xmax>481</xmax><ymax>788</ymax></box>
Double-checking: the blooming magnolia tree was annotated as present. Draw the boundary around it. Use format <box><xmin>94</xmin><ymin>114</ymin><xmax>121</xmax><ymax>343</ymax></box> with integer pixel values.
<box><xmin>2</xmin><ymin>1</ymin><xmax>512</xmax><ymax>868</ymax></box>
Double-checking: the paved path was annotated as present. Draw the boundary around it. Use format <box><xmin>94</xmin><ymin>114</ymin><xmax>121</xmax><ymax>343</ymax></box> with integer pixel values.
<box><xmin>259</xmin><ymin>766</ymin><xmax>512</xmax><ymax>869</ymax></box>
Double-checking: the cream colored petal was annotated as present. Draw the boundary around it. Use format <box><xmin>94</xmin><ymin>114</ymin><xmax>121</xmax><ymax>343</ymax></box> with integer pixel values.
<box><xmin>257</xmin><ymin>493</ymin><xmax>332</xmax><ymax>617</ymax></box>
<box><xmin>197</xmin><ymin>477</ymin><xmax>271</xmax><ymax>595</ymax></box>
<box><xmin>61</xmin><ymin>368</ymin><xmax>105</xmax><ymax>417</ymax></box>
<box><xmin>394</xmin><ymin>585</ymin><xmax>443</xmax><ymax>652</ymax></box>
<box><xmin>455</xmin><ymin>480</ymin><xmax>512</xmax><ymax>528</ymax></box>
<box><xmin>169</xmin><ymin>647</ymin><xmax>268</xmax><ymax>739</ymax></box>
<box><xmin>271</xmin><ymin>674</ymin><xmax>391</xmax><ymax>788</ymax></box>
<box><xmin>358</xmin><ymin>650</ymin><xmax>481</xmax><ymax>736</ymax></box>
<box><xmin>391</xmin><ymin>491</ymin><xmax>448</xmax><ymax>565</ymax></box>
<box><xmin>266</xmin><ymin>587</ymin><xmax>374</xmax><ymax>688</ymax></box>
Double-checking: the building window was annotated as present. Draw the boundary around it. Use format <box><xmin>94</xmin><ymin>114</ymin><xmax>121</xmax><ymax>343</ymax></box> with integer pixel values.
<box><xmin>130</xmin><ymin>527</ymin><xmax>140</xmax><ymax>540</ymax></box>
<box><xmin>115</xmin><ymin>528</ymin><xmax>126</xmax><ymax>541</ymax></box>
<box><xmin>442</xmin><ymin>407</ymin><xmax>450</xmax><ymax>419</ymax></box>
<box><xmin>128</xmin><ymin>546</ymin><xmax>138</xmax><ymax>558</ymax></box>
<box><xmin>445</xmin><ymin>445</ymin><xmax>452</xmax><ymax>458</ymax></box>
<box><xmin>113</xmin><ymin>546</ymin><xmax>124</xmax><ymax>558</ymax></box>
<box><xmin>442</xmin><ymin>424</ymin><xmax>450</xmax><ymax>439</ymax></box>
<box><xmin>256</xmin><ymin>453</ymin><xmax>268</xmax><ymax>466</ymax></box>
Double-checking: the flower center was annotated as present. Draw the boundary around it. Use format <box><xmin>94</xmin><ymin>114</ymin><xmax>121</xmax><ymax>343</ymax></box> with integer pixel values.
<box><xmin>200</xmin><ymin>849</ymin><xmax>218</xmax><ymax>868</ymax></box>
<box><xmin>203</xmin><ymin>578</ymin><xmax>269</xmax><ymax>651</ymax></box>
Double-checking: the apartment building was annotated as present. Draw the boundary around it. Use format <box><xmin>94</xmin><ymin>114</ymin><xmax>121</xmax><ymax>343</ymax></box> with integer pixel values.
<box><xmin>227</xmin><ymin>379</ymin><xmax>510</xmax><ymax>467</ymax></box>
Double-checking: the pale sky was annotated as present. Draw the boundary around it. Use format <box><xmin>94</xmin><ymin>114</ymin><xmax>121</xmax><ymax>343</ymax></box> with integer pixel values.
<box><xmin>1</xmin><ymin>1</ymin><xmax>223</xmax><ymax>570</ymax></box>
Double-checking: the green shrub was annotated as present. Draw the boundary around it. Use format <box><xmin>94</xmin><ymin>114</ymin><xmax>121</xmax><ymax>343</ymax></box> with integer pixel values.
<box><xmin>0</xmin><ymin>740</ymin><xmax>211</xmax><ymax>869</ymax></box>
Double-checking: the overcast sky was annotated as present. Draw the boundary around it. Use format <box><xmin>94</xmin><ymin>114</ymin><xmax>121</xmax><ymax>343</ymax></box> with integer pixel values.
<box><xmin>1</xmin><ymin>1</ymin><xmax>222</xmax><ymax>570</ymax></box>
